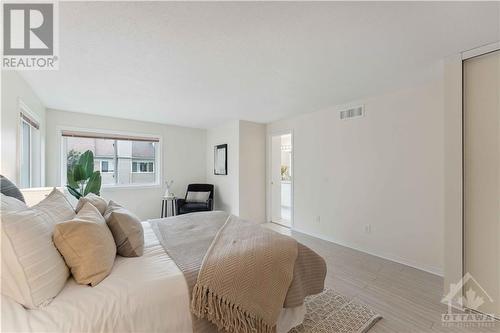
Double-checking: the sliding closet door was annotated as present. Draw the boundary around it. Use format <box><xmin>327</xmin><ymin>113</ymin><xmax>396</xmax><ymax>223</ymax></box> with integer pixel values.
<box><xmin>464</xmin><ymin>50</ymin><xmax>500</xmax><ymax>316</ymax></box>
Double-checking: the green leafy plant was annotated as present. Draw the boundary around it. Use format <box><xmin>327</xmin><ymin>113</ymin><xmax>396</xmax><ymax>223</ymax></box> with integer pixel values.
<box><xmin>66</xmin><ymin>150</ymin><xmax>102</xmax><ymax>199</ymax></box>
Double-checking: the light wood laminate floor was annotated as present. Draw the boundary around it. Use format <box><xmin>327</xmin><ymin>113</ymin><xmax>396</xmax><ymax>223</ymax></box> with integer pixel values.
<box><xmin>263</xmin><ymin>223</ymin><xmax>499</xmax><ymax>333</ymax></box>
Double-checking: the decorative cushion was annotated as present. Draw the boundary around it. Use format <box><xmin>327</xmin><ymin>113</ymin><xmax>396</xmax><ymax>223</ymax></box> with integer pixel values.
<box><xmin>104</xmin><ymin>200</ymin><xmax>144</xmax><ymax>257</ymax></box>
<box><xmin>0</xmin><ymin>175</ymin><xmax>25</xmax><ymax>203</ymax></box>
<box><xmin>1</xmin><ymin>200</ymin><xmax>71</xmax><ymax>309</ymax></box>
<box><xmin>0</xmin><ymin>194</ymin><xmax>28</xmax><ymax>211</ymax></box>
<box><xmin>32</xmin><ymin>188</ymin><xmax>76</xmax><ymax>227</ymax></box>
<box><xmin>53</xmin><ymin>202</ymin><xmax>116</xmax><ymax>286</ymax></box>
<box><xmin>75</xmin><ymin>193</ymin><xmax>107</xmax><ymax>215</ymax></box>
<box><xmin>186</xmin><ymin>191</ymin><xmax>211</xmax><ymax>203</ymax></box>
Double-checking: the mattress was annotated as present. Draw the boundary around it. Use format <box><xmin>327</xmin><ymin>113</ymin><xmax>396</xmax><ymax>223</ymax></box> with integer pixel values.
<box><xmin>1</xmin><ymin>221</ymin><xmax>305</xmax><ymax>333</ymax></box>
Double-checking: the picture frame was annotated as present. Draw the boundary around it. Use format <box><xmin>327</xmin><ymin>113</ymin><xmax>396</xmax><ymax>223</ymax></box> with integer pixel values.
<box><xmin>214</xmin><ymin>144</ymin><xmax>227</xmax><ymax>175</ymax></box>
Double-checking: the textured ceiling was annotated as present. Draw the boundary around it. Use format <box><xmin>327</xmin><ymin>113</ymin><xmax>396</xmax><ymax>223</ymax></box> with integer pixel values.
<box><xmin>19</xmin><ymin>1</ymin><xmax>500</xmax><ymax>128</ymax></box>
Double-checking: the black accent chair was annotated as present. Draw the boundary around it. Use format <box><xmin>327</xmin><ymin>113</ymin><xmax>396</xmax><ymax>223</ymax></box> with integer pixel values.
<box><xmin>176</xmin><ymin>184</ymin><xmax>214</xmax><ymax>215</ymax></box>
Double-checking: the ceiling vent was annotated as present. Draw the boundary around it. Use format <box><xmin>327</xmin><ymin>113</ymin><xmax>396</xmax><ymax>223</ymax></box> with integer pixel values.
<box><xmin>339</xmin><ymin>105</ymin><xmax>364</xmax><ymax>120</ymax></box>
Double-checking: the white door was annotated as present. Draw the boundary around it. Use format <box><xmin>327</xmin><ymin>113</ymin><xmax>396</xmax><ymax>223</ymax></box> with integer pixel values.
<box><xmin>271</xmin><ymin>135</ymin><xmax>282</xmax><ymax>222</ymax></box>
<box><xmin>464</xmin><ymin>50</ymin><xmax>500</xmax><ymax>317</ymax></box>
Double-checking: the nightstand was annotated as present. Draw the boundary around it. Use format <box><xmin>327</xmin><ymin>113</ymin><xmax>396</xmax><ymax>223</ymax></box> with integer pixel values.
<box><xmin>161</xmin><ymin>195</ymin><xmax>176</xmax><ymax>218</ymax></box>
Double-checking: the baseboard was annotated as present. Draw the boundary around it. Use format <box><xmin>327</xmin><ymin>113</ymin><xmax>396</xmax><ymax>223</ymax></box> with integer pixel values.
<box><xmin>291</xmin><ymin>226</ymin><xmax>444</xmax><ymax>277</ymax></box>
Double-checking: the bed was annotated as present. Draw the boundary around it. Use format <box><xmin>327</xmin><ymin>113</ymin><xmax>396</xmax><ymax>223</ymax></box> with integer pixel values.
<box><xmin>1</xmin><ymin>221</ymin><xmax>307</xmax><ymax>333</ymax></box>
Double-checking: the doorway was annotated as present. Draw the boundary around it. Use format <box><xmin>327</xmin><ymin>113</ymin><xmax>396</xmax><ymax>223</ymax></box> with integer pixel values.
<box><xmin>270</xmin><ymin>132</ymin><xmax>293</xmax><ymax>227</ymax></box>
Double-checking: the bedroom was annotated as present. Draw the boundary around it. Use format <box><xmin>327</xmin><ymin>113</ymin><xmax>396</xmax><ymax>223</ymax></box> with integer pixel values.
<box><xmin>1</xmin><ymin>1</ymin><xmax>499</xmax><ymax>332</ymax></box>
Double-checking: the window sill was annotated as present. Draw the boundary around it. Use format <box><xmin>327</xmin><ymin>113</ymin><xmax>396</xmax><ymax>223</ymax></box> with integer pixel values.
<box><xmin>101</xmin><ymin>183</ymin><xmax>161</xmax><ymax>191</ymax></box>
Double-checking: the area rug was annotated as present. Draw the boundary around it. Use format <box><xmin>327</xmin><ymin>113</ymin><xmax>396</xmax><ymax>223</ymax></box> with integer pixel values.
<box><xmin>289</xmin><ymin>289</ymin><xmax>382</xmax><ymax>333</ymax></box>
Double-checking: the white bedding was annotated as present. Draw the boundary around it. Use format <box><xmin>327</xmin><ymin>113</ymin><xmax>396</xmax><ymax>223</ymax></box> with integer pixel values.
<box><xmin>2</xmin><ymin>221</ymin><xmax>305</xmax><ymax>333</ymax></box>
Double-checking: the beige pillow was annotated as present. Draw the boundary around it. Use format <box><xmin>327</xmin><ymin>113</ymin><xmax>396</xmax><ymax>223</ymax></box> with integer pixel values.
<box><xmin>53</xmin><ymin>202</ymin><xmax>116</xmax><ymax>286</ymax></box>
<box><xmin>104</xmin><ymin>200</ymin><xmax>144</xmax><ymax>257</ymax></box>
<box><xmin>75</xmin><ymin>193</ymin><xmax>107</xmax><ymax>215</ymax></box>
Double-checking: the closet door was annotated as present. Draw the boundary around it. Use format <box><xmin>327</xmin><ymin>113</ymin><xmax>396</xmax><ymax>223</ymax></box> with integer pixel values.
<box><xmin>464</xmin><ymin>50</ymin><xmax>500</xmax><ymax>317</ymax></box>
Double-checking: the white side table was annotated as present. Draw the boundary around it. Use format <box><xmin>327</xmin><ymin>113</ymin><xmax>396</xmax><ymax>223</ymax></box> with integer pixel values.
<box><xmin>161</xmin><ymin>195</ymin><xmax>176</xmax><ymax>218</ymax></box>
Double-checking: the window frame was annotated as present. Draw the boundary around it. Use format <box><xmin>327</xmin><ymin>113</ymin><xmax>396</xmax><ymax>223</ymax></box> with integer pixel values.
<box><xmin>59</xmin><ymin>127</ymin><xmax>162</xmax><ymax>189</ymax></box>
<box><xmin>17</xmin><ymin>99</ymin><xmax>40</xmax><ymax>188</ymax></box>
<box><xmin>19</xmin><ymin>118</ymin><xmax>33</xmax><ymax>187</ymax></box>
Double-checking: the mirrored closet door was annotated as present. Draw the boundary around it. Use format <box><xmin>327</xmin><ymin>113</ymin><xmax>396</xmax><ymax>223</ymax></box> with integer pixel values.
<box><xmin>463</xmin><ymin>49</ymin><xmax>500</xmax><ymax>317</ymax></box>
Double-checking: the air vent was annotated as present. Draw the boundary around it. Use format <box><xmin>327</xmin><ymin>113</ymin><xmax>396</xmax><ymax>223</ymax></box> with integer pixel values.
<box><xmin>340</xmin><ymin>105</ymin><xmax>364</xmax><ymax>120</ymax></box>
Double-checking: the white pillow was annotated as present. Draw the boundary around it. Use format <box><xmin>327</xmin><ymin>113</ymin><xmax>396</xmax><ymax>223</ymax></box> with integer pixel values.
<box><xmin>32</xmin><ymin>188</ymin><xmax>76</xmax><ymax>227</ymax></box>
<box><xmin>1</xmin><ymin>210</ymin><xmax>70</xmax><ymax>309</ymax></box>
<box><xmin>0</xmin><ymin>194</ymin><xmax>28</xmax><ymax>212</ymax></box>
<box><xmin>186</xmin><ymin>191</ymin><xmax>211</xmax><ymax>203</ymax></box>
<box><xmin>0</xmin><ymin>188</ymin><xmax>74</xmax><ymax>309</ymax></box>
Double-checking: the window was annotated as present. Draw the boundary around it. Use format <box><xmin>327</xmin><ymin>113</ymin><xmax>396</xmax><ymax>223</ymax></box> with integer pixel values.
<box><xmin>132</xmin><ymin>160</ymin><xmax>154</xmax><ymax>173</ymax></box>
<box><xmin>98</xmin><ymin>159</ymin><xmax>115</xmax><ymax>173</ymax></box>
<box><xmin>19</xmin><ymin>112</ymin><xmax>40</xmax><ymax>188</ymax></box>
<box><xmin>62</xmin><ymin>130</ymin><xmax>160</xmax><ymax>186</ymax></box>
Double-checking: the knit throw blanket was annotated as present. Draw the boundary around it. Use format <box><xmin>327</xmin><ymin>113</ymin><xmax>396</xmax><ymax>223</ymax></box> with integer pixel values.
<box><xmin>150</xmin><ymin>211</ymin><xmax>326</xmax><ymax>333</ymax></box>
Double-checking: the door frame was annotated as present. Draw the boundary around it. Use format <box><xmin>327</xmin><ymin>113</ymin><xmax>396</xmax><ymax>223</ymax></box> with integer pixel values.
<box><xmin>442</xmin><ymin>41</ymin><xmax>500</xmax><ymax>314</ymax></box>
<box><xmin>461</xmin><ymin>45</ymin><xmax>500</xmax><ymax>317</ymax></box>
<box><xmin>267</xmin><ymin>129</ymin><xmax>294</xmax><ymax>228</ymax></box>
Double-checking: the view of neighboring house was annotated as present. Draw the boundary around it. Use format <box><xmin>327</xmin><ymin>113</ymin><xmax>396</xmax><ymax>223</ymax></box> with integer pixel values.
<box><xmin>65</xmin><ymin>137</ymin><xmax>157</xmax><ymax>185</ymax></box>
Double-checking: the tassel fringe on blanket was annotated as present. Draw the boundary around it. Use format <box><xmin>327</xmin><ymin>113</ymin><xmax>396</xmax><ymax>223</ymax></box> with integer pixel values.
<box><xmin>192</xmin><ymin>284</ymin><xmax>275</xmax><ymax>333</ymax></box>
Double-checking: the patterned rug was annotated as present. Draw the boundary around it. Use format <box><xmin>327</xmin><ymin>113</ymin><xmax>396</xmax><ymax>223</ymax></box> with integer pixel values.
<box><xmin>289</xmin><ymin>289</ymin><xmax>382</xmax><ymax>333</ymax></box>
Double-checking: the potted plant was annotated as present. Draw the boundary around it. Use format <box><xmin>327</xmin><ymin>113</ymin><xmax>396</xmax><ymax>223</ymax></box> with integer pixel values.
<box><xmin>66</xmin><ymin>150</ymin><xmax>102</xmax><ymax>199</ymax></box>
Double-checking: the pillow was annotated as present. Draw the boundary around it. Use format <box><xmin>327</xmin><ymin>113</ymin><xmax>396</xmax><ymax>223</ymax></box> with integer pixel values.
<box><xmin>0</xmin><ymin>175</ymin><xmax>25</xmax><ymax>203</ymax></box>
<box><xmin>104</xmin><ymin>200</ymin><xmax>144</xmax><ymax>257</ymax></box>
<box><xmin>54</xmin><ymin>202</ymin><xmax>116</xmax><ymax>286</ymax></box>
<box><xmin>0</xmin><ymin>194</ymin><xmax>28</xmax><ymax>211</ymax></box>
<box><xmin>32</xmin><ymin>188</ymin><xmax>76</xmax><ymax>226</ymax></box>
<box><xmin>186</xmin><ymin>191</ymin><xmax>211</xmax><ymax>203</ymax></box>
<box><xmin>1</xmin><ymin>208</ymin><xmax>70</xmax><ymax>309</ymax></box>
<box><xmin>75</xmin><ymin>193</ymin><xmax>107</xmax><ymax>215</ymax></box>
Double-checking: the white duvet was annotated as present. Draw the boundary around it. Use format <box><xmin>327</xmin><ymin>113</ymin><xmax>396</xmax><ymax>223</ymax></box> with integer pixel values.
<box><xmin>1</xmin><ymin>222</ymin><xmax>304</xmax><ymax>333</ymax></box>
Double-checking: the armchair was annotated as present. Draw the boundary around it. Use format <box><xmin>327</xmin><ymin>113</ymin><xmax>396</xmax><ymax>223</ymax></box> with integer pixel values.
<box><xmin>175</xmin><ymin>184</ymin><xmax>214</xmax><ymax>215</ymax></box>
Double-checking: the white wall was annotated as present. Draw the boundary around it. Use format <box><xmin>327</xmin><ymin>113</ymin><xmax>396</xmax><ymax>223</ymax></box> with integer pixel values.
<box><xmin>267</xmin><ymin>69</ymin><xmax>445</xmax><ymax>275</ymax></box>
<box><xmin>239</xmin><ymin>120</ymin><xmax>266</xmax><ymax>223</ymax></box>
<box><xmin>206</xmin><ymin>120</ymin><xmax>240</xmax><ymax>215</ymax></box>
<box><xmin>206</xmin><ymin>120</ymin><xmax>266</xmax><ymax>222</ymax></box>
<box><xmin>1</xmin><ymin>71</ymin><xmax>46</xmax><ymax>186</ymax></box>
<box><xmin>45</xmin><ymin>109</ymin><xmax>206</xmax><ymax>220</ymax></box>
<box><xmin>443</xmin><ymin>55</ymin><xmax>463</xmax><ymax>293</ymax></box>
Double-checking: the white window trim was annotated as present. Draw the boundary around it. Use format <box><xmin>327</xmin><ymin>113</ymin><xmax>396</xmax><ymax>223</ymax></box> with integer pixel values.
<box><xmin>131</xmin><ymin>160</ymin><xmax>155</xmax><ymax>174</ymax></box>
<box><xmin>20</xmin><ymin>119</ymin><xmax>33</xmax><ymax>187</ymax></box>
<box><xmin>17</xmin><ymin>99</ymin><xmax>40</xmax><ymax>188</ymax></box>
<box><xmin>58</xmin><ymin>126</ymin><xmax>162</xmax><ymax>189</ymax></box>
